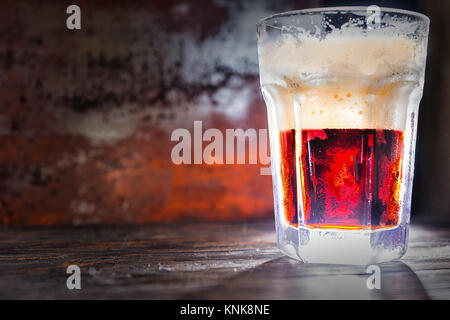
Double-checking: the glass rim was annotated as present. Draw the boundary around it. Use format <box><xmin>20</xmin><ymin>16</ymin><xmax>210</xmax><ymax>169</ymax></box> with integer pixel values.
<box><xmin>257</xmin><ymin>6</ymin><xmax>430</xmax><ymax>28</ymax></box>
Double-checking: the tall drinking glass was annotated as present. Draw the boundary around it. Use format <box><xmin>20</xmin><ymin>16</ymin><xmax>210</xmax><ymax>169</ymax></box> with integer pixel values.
<box><xmin>257</xmin><ymin>7</ymin><xmax>429</xmax><ymax>264</ymax></box>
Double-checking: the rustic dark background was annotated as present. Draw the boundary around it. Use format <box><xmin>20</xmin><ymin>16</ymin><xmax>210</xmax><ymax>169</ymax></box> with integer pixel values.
<box><xmin>0</xmin><ymin>0</ymin><xmax>449</xmax><ymax>225</ymax></box>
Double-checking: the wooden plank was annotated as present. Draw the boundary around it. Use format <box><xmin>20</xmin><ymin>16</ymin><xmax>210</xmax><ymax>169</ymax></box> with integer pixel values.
<box><xmin>0</xmin><ymin>221</ymin><xmax>449</xmax><ymax>299</ymax></box>
<box><xmin>190</xmin><ymin>257</ymin><xmax>430</xmax><ymax>299</ymax></box>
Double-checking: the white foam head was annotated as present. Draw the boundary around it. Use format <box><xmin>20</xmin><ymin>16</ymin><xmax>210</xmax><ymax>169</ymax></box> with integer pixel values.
<box><xmin>260</xmin><ymin>34</ymin><xmax>423</xmax><ymax>86</ymax></box>
<box><xmin>259</xmin><ymin>30</ymin><xmax>426</xmax><ymax>130</ymax></box>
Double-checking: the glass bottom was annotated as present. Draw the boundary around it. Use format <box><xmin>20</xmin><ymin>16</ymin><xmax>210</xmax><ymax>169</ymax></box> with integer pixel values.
<box><xmin>277</xmin><ymin>224</ymin><xmax>409</xmax><ymax>265</ymax></box>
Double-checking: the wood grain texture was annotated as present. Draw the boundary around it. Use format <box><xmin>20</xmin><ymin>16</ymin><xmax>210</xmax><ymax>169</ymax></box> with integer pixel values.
<box><xmin>0</xmin><ymin>221</ymin><xmax>449</xmax><ymax>299</ymax></box>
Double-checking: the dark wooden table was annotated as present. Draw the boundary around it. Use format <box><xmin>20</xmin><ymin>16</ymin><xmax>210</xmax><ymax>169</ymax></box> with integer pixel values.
<box><xmin>0</xmin><ymin>220</ymin><xmax>449</xmax><ymax>299</ymax></box>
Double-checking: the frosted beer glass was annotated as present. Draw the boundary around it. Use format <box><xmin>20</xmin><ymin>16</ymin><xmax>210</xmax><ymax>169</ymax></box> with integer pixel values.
<box><xmin>257</xmin><ymin>7</ymin><xmax>429</xmax><ymax>264</ymax></box>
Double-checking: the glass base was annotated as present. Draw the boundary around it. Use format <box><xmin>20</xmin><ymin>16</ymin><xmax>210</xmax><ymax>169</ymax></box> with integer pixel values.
<box><xmin>277</xmin><ymin>224</ymin><xmax>409</xmax><ymax>265</ymax></box>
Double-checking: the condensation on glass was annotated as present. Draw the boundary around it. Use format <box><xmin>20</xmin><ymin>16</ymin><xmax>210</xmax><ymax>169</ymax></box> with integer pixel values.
<box><xmin>257</xmin><ymin>7</ymin><xmax>429</xmax><ymax>264</ymax></box>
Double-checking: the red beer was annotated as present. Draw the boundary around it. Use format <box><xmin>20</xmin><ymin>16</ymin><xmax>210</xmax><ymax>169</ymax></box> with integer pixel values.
<box><xmin>280</xmin><ymin>129</ymin><xmax>404</xmax><ymax>230</ymax></box>
<box><xmin>279</xmin><ymin>129</ymin><xmax>298</xmax><ymax>226</ymax></box>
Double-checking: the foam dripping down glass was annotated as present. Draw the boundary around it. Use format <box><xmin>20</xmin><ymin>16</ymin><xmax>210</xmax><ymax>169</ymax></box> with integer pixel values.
<box><xmin>257</xmin><ymin>7</ymin><xmax>429</xmax><ymax>264</ymax></box>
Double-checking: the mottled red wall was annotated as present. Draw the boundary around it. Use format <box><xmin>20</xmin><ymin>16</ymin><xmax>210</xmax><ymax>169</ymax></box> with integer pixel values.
<box><xmin>0</xmin><ymin>0</ymin><xmax>319</xmax><ymax>225</ymax></box>
<box><xmin>3</xmin><ymin>0</ymin><xmax>447</xmax><ymax>225</ymax></box>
